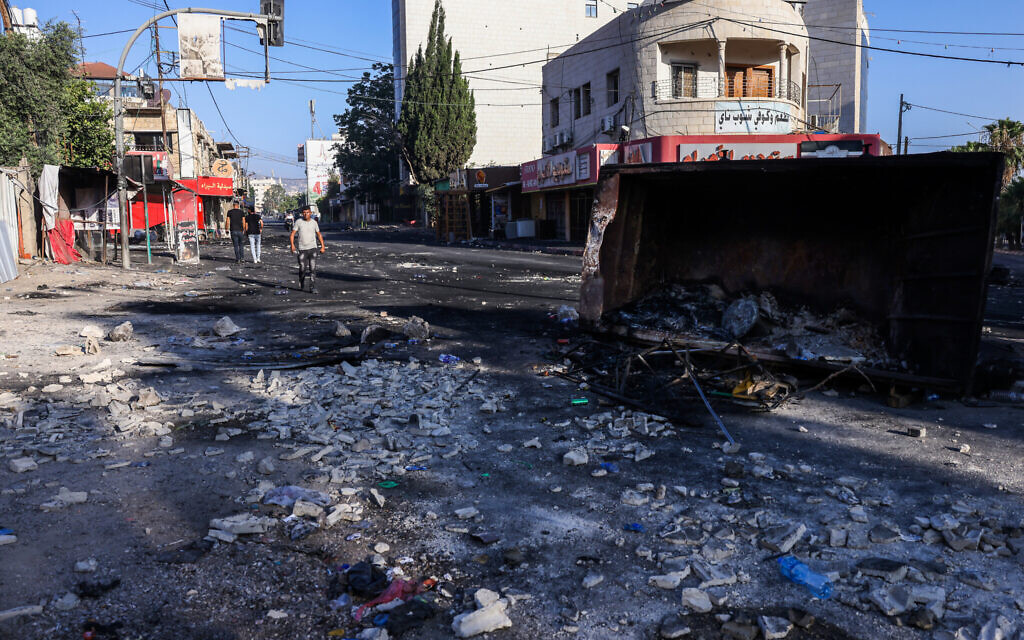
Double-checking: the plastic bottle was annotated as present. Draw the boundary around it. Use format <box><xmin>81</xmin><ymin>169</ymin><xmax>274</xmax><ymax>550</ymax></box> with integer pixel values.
<box><xmin>439</xmin><ymin>354</ymin><xmax>460</xmax><ymax>364</ymax></box>
<box><xmin>777</xmin><ymin>555</ymin><xmax>832</xmax><ymax>599</ymax></box>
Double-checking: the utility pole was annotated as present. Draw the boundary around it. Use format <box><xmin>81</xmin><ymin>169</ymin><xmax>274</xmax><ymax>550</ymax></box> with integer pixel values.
<box><xmin>895</xmin><ymin>94</ymin><xmax>911</xmax><ymax>156</ymax></box>
<box><xmin>904</xmin><ymin>137</ymin><xmax>910</xmax><ymax>156</ymax></box>
<box><xmin>152</xmin><ymin>25</ymin><xmax>172</xmax><ymax>174</ymax></box>
<box><xmin>310</xmin><ymin>99</ymin><xmax>316</xmax><ymax>140</ymax></box>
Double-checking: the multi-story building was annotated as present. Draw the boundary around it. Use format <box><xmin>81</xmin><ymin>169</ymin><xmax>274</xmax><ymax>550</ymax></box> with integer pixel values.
<box><xmin>541</xmin><ymin>0</ymin><xmax>812</xmax><ymax>148</ymax></box>
<box><xmin>804</xmin><ymin>0</ymin><xmax>870</xmax><ymax>133</ymax></box>
<box><xmin>393</xmin><ymin>0</ymin><xmax>867</xmax><ymax>172</ymax></box>
<box><xmin>392</xmin><ymin>0</ymin><xmax>638</xmax><ymax>167</ymax></box>
<box><xmin>75</xmin><ymin>62</ymin><xmax>240</xmax><ymax>237</ymax></box>
<box><xmin>251</xmin><ymin>177</ymin><xmax>282</xmax><ymax>213</ymax></box>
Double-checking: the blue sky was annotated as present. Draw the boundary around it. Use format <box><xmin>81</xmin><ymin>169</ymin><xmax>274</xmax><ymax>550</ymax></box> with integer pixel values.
<box><xmin>33</xmin><ymin>0</ymin><xmax>1024</xmax><ymax>177</ymax></box>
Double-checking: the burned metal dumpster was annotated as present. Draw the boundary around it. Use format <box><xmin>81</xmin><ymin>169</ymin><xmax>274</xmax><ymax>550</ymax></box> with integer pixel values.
<box><xmin>580</xmin><ymin>152</ymin><xmax>1005</xmax><ymax>393</ymax></box>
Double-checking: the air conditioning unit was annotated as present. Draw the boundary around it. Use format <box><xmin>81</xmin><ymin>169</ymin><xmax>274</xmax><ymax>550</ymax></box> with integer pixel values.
<box><xmin>601</xmin><ymin>115</ymin><xmax>616</xmax><ymax>133</ymax></box>
<box><xmin>558</xmin><ymin>131</ymin><xmax>573</xmax><ymax>147</ymax></box>
<box><xmin>543</xmin><ymin>136</ymin><xmax>555</xmax><ymax>153</ymax></box>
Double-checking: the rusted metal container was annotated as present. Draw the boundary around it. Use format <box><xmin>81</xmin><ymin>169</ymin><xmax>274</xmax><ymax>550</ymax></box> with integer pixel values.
<box><xmin>580</xmin><ymin>152</ymin><xmax>1005</xmax><ymax>392</ymax></box>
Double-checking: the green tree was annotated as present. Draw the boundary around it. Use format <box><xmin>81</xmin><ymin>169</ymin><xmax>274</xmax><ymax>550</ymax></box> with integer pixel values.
<box><xmin>61</xmin><ymin>79</ymin><xmax>114</xmax><ymax>169</ymax></box>
<box><xmin>0</xmin><ymin>22</ymin><xmax>112</xmax><ymax>175</ymax></box>
<box><xmin>397</xmin><ymin>0</ymin><xmax>476</xmax><ymax>184</ymax></box>
<box><xmin>951</xmin><ymin>119</ymin><xmax>1024</xmax><ymax>191</ymax></box>
<box><xmin>1000</xmin><ymin>176</ymin><xmax>1024</xmax><ymax>245</ymax></box>
<box><xmin>984</xmin><ymin>119</ymin><xmax>1024</xmax><ymax>190</ymax></box>
<box><xmin>262</xmin><ymin>183</ymin><xmax>286</xmax><ymax>212</ymax></box>
<box><xmin>333</xmin><ymin>63</ymin><xmax>398</xmax><ymax>205</ymax></box>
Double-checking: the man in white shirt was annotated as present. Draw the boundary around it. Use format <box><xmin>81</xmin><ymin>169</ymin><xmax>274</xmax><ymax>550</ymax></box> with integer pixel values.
<box><xmin>289</xmin><ymin>206</ymin><xmax>326</xmax><ymax>293</ymax></box>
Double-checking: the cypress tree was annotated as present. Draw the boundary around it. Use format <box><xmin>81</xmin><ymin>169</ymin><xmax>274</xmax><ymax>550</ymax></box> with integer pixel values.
<box><xmin>397</xmin><ymin>0</ymin><xmax>476</xmax><ymax>184</ymax></box>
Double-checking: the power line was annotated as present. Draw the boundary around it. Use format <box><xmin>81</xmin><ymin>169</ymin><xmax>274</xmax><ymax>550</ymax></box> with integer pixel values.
<box><xmin>910</xmin><ymin>131</ymin><xmax>985</xmax><ymax>141</ymax></box>
<box><xmin>719</xmin><ymin>17</ymin><xmax>1024</xmax><ymax>67</ymax></box>
<box><xmin>82</xmin><ymin>28</ymin><xmax>137</xmax><ymax>39</ymax></box>
<box><xmin>905</xmin><ymin>103</ymin><xmax>1006</xmax><ymax>121</ymax></box>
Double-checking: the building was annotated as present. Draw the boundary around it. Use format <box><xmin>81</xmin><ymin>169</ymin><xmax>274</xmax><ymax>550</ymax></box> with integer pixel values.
<box><xmin>804</xmin><ymin>0</ymin><xmax>870</xmax><ymax>133</ymax></box>
<box><xmin>541</xmin><ymin>0</ymin><xmax>813</xmax><ymax>149</ymax></box>
<box><xmin>392</xmin><ymin>0</ymin><xmax>638</xmax><ymax>167</ymax></box>
<box><xmin>75</xmin><ymin>62</ymin><xmax>241</xmax><ymax>239</ymax></box>
<box><xmin>251</xmin><ymin>176</ymin><xmax>283</xmax><ymax>213</ymax></box>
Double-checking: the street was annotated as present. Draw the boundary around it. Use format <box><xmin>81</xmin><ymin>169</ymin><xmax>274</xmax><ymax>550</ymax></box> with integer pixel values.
<box><xmin>2</xmin><ymin>228</ymin><xmax>1023</xmax><ymax>639</ymax></box>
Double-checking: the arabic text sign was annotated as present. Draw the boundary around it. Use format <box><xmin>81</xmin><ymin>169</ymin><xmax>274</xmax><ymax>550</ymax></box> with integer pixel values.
<box><xmin>715</xmin><ymin>102</ymin><xmax>793</xmax><ymax>134</ymax></box>
<box><xmin>305</xmin><ymin>139</ymin><xmax>336</xmax><ymax>198</ymax></box>
<box><xmin>535</xmin><ymin>151</ymin><xmax>576</xmax><ymax>189</ymax></box>
<box><xmin>679</xmin><ymin>143</ymin><xmax>798</xmax><ymax>163</ymax></box>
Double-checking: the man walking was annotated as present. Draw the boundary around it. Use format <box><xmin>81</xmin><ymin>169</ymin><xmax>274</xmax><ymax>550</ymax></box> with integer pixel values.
<box><xmin>226</xmin><ymin>202</ymin><xmax>246</xmax><ymax>263</ymax></box>
<box><xmin>290</xmin><ymin>206</ymin><xmax>326</xmax><ymax>293</ymax></box>
<box><xmin>244</xmin><ymin>205</ymin><xmax>264</xmax><ymax>264</ymax></box>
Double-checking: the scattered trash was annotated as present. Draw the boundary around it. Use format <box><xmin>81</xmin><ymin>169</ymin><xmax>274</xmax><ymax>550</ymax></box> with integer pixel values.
<box><xmin>557</xmin><ymin>305</ymin><xmax>579</xmax><ymax>324</ymax></box>
<box><xmin>777</xmin><ymin>555</ymin><xmax>832</xmax><ymax>599</ymax></box>
<box><xmin>623</xmin><ymin>522</ymin><xmax>645</xmax><ymax>533</ymax></box>
<box><xmin>570</xmin><ymin>398</ymin><xmax>589</xmax><ymax>406</ymax></box>
<box><xmin>404</xmin><ymin>465</ymin><xmax>428</xmax><ymax>471</ymax></box>
<box><xmin>439</xmin><ymin>354</ymin><xmax>461</xmax><ymax>364</ymax></box>
<box><xmin>262</xmin><ymin>486</ymin><xmax>331</xmax><ymax>509</ymax></box>
<box><xmin>402</xmin><ymin>316</ymin><xmax>430</xmax><ymax>341</ymax></box>
<box><xmin>346</xmin><ymin>562</ymin><xmax>389</xmax><ymax>599</ymax></box>
<box><xmin>378</xmin><ymin>481</ymin><xmax>399</xmax><ymax>489</ymax></box>
<box><xmin>600</xmin><ymin>462</ymin><xmax>620</xmax><ymax>473</ymax></box>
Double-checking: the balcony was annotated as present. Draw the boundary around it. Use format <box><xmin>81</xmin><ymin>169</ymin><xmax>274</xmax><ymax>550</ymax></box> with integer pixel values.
<box><xmin>653</xmin><ymin>78</ymin><xmax>802</xmax><ymax>107</ymax></box>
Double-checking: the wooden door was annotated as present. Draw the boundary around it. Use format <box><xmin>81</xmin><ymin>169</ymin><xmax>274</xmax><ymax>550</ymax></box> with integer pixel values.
<box><xmin>750</xmin><ymin>67</ymin><xmax>774</xmax><ymax>97</ymax></box>
<box><xmin>725</xmin><ymin>67</ymin><xmax>745</xmax><ymax>97</ymax></box>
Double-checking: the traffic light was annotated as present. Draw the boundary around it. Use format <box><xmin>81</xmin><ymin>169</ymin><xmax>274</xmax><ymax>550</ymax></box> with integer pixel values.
<box><xmin>260</xmin><ymin>0</ymin><xmax>284</xmax><ymax>47</ymax></box>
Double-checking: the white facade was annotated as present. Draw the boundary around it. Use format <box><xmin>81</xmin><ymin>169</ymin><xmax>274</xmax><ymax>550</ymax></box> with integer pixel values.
<box><xmin>251</xmin><ymin>177</ymin><xmax>282</xmax><ymax>213</ymax></box>
<box><xmin>804</xmin><ymin>0</ymin><xmax>870</xmax><ymax>133</ymax></box>
<box><xmin>392</xmin><ymin>0</ymin><xmax>636</xmax><ymax>167</ymax></box>
<box><xmin>542</xmin><ymin>0</ymin><xmax>811</xmax><ymax>148</ymax></box>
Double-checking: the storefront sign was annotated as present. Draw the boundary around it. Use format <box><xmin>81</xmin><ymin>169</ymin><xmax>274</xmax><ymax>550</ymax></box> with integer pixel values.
<box><xmin>211</xmin><ymin>158</ymin><xmax>234</xmax><ymax>179</ymax></box>
<box><xmin>715</xmin><ymin>102</ymin><xmax>792</xmax><ymax>134</ymax></box>
<box><xmin>623</xmin><ymin>142</ymin><xmax>652</xmax><ymax>164</ymax></box>
<box><xmin>600</xmin><ymin>149</ymin><xmax>619</xmax><ymax>165</ymax></box>
<box><xmin>679</xmin><ymin>143</ymin><xmax>798</xmax><ymax>163</ymax></box>
<box><xmin>577</xmin><ymin>153</ymin><xmax>591</xmax><ymax>182</ymax></box>
<box><xmin>177</xmin><ymin>177</ymin><xmax>233</xmax><ymax>197</ymax></box>
<box><xmin>521</xmin><ymin>162</ymin><xmax>538</xmax><ymax>192</ymax></box>
<box><xmin>536</xmin><ymin>151</ymin><xmax>577</xmax><ymax>189</ymax></box>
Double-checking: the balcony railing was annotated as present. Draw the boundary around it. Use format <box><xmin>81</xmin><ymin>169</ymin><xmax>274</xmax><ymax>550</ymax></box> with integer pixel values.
<box><xmin>653</xmin><ymin>78</ymin><xmax>802</xmax><ymax>107</ymax></box>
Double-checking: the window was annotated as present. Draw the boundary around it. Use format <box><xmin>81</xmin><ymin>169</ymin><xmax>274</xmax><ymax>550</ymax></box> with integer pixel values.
<box><xmin>585</xmin><ymin>0</ymin><xmax>598</xmax><ymax>17</ymax></box>
<box><xmin>606</xmin><ymin>69</ymin><xmax>619</xmax><ymax>107</ymax></box>
<box><xmin>572</xmin><ymin>87</ymin><xmax>582</xmax><ymax>119</ymax></box>
<box><xmin>581</xmin><ymin>82</ymin><xmax>592</xmax><ymax>116</ymax></box>
<box><xmin>671</xmin><ymin>64</ymin><xmax>697</xmax><ymax>98</ymax></box>
<box><xmin>550</xmin><ymin>97</ymin><xmax>560</xmax><ymax>127</ymax></box>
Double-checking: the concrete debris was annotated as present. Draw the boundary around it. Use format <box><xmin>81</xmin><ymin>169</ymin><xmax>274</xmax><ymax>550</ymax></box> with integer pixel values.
<box><xmin>41</xmin><ymin>487</ymin><xmax>88</xmax><ymax>511</ymax></box>
<box><xmin>402</xmin><ymin>316</ymin><xmax>430</xmax><ymax>340</ymax></box>
<box><xmin>452</xmin><ymin>596</ymin><xmax>512</xmax><ymax>638</ymax></box>
<box><xmin>0</xmin><ymin>605</ymin><xmax>44</xmax><ymax>622</ymax></box>
<box><xmin>333</xmin><ymin>321</ymin><xmax>352</xmax><ymax>338</ymax></box>
<box><xmin>562</xmin><ymin>449</ymin><xmax>588</xmax><ymax>466</ymax></box>
<box><xmin>758</xmin><ymin>616</ymin><xmax>793</xmax><ymax>640</ymax></box>
<box><xmin>209</xmin><ymin>513</ymin><xmax>274</xmax><ymax>535</ymax></box>
<box><xmin>760</xmin><ymin>523</ymin><xmax>806</xmax><ymax>554</ymax></box>
<box><xmin>360</xmin><ymin>325</ymin><xmax>388</xmax><ymax>344</ymax></box>
<box><xmin>213</xmin><ymin>316</ymin><xmax>245</xmax><ymax>337</ymax></box>
<box><xmin>106</xmin><ymin>321</ymin><xmax>133</xmax><ymax>342</ymax></box>
<box><xmin>658</xmin><ymin>615</ymin><xmax>692</xmax><ymax>638</ymax></box>
<box><xmin>856</xmin><ymin>558</ymin><xmax>908</xmax><ymax>583</ymax></box>
<box><xmin>74</xmin><ymin>558</ymin><xmax>98</xmax><ymax>573</ymax></box>
<box><xmin>80</xmin><ymin>325</ymin><xmax>104</xmax><ymax>339</ymax></box>
<box><xmin>8</xmin><ymin>457</ymin><xmax>38</xmax><ymax>473</ymax></box>
<box><xmin>582</xmin><ymin>573</ymin><xmax>604</xmax><ymax>588</ymax></box>
<box><xmin>680</xmin><ymin>588</ymin><xmax>713</xmax><ymax>613</ymax></box>
<box><xmin>52</xmin><ymin>592</ymin><xmax>79</xmax><ymax>611</ymax></box>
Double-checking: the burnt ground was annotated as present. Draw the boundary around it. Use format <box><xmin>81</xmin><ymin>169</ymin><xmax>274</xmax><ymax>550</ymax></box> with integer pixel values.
<box><xmin>0</xmin><ymin>226</ymin><xmax>1023</xmax><ymax>640</ymax></box>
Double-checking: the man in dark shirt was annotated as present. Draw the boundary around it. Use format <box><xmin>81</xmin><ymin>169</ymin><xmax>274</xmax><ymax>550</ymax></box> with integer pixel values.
<box><xmin>244</xmin><ymin>205</ymin><xmax>263</xmax><ymax>264</ymax></box>
<box><xmin>226</xmin><ymin>204</ymin><xmax>246</xmax><ymax>263</ymax></box>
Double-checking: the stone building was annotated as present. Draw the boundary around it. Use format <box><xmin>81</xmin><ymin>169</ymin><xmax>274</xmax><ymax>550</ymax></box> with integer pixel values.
<box><xmin>804</xmin><ymin>0</ymin><xmax>870</xmax><ymax>133</ymax></box>
<box><xmin>392</xmin><ymin>0</ymin><xmax>639</xmax><ymax>167</ymax></box>
<box><xmin>541</xmin><ymin>0</ymin><xmax>813</xmax><ymax>149</ymax></box>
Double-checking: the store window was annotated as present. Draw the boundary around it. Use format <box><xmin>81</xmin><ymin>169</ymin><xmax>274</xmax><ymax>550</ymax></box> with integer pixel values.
<box><xmin>606</xmin><ymin>69</ymin><xmax>619</xmax><ymax>107</ymax></box>
<box><xmin>585</xmin><ymin>0</ymin><xmax>598</xmax><ymax>17</ymax></box>
<box><xmin>550</xmin><ymin>97</ymin><xmax>560</xmax><ymax>127</ymax></box>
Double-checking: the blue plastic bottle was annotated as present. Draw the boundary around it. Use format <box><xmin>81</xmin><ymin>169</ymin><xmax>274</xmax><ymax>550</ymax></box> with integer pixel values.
<box><xmin>439</xmin><ymin>354</ymin><xmax>460</xmax><ymax>364</ymax></box>
<box><xmin>777</xmin><ymin>555</ymin><xmax>832</xmax><ymax>599</ymax></box>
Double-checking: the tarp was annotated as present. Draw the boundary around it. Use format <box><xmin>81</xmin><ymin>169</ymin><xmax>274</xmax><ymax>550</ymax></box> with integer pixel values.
<box><xmin>47</xmin><ymin>220</ymin><xmax>80</xmax><ymax>265</ymax></box>
<box><xmin>39</xmin><ymin>164</ymin><xmax>59</xmax><ymax>231</ymax></box>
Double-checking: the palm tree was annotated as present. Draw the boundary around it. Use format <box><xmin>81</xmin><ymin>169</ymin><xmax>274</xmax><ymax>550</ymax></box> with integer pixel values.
<box><xmin>984</xmin><ymin>119</ymin><xmax>1024</xmax><ymax>190</ymax></box>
